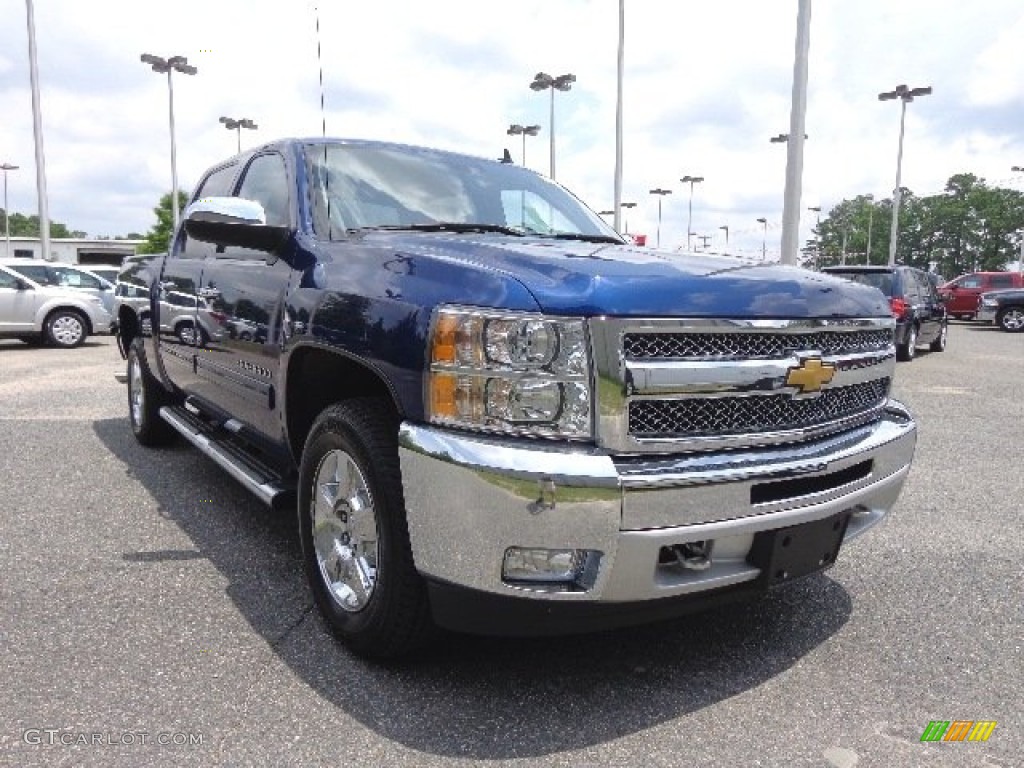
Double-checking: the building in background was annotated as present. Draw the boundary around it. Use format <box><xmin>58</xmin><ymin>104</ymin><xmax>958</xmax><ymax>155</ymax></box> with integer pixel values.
<box><xmin>4</xmin><ymin>236</ymin><xmax>142</xmax><ymax>266</ymax></box>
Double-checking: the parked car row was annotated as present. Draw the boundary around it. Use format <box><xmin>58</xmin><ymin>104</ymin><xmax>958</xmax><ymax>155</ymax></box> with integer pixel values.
<box><xmin>0</xmin><ymin>263</ymin><xmax>113</xmax><ymax>347</ymax></box>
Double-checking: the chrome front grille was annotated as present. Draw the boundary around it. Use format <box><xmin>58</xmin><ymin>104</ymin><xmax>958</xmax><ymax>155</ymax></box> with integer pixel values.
<box><xmin>623</xmin><ymin>329</ymin><xmax>892</xmax><ymax>360</ymax></box>
<box><xmin>629</xmin><ymin>378</ymin><xmax>890</xmax><ymax>438</ymax></box>
<box><xmin>588</xmin><ymin>317</ymin><xmax>897</xmax><ymax>454</ymax></box>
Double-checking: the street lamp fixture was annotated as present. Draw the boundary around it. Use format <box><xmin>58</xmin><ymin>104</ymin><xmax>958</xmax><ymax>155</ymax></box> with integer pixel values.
<box><xmin>507</xmin><ymin>123</ymin><xmax>541</xmax><ymax>167</ymax></box>
<box><xmin>878</xmin><ymin>83</ymin><xmax>932</xmax><ymax>266</ymax></box>
<box><xmin>220</xmin><ymin>116</ymin><xmax>258</xmax><ymax>154</ymax></box>
<box><xmin>648</xmin><ymin>188</ymin><xmax>672</xmax><ymax>248</ymax></box>
<box><xmin>680</xmin><ymin>175</ymin><xmax>704</xmax><ymax>251</ymax></box>
<box><xmin>141</xmin><ymin>53</ymin><xmax>198</xmax><ymax>235</ymax></box>
<box><xmin>769</xmin><ymin>133</ymin><xmax>808</xmax><ymax>143</ymax></box>
<box><xmin>1</xmin><ymin>162</ymin><xmax>18</xmax><ymax>259</ymax></box>
<box><xmin>756</xmin><ymin>217</ymin><xmax>768</xmax><ymax>260</ymax></box>
<box><xmin>529</xmin><ymin>72</ymin><xmax>576</xmax><ymax>180</ymax></box>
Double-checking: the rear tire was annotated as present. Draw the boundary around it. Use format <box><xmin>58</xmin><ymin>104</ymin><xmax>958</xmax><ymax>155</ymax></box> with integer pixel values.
<box><xmin>45</xmin><ymin>309</ymin><xmax>88</xmax><ymax>348</ymax></box>
<box><xmin>997</xmin><ymin>307</ymin><xmax>1024</xmax><ymax>332</ymax></box>
<box><xmin>298</xmin><ymin>398</ymin><xmax>433</xmax><ymax>659</ymax></box>
<box><xmin>929</xmin><ymin>323</ymin><xmax>947</xmax><ymax>352</ymax></box>
<box><xmin>896</xmin><ymin>324</ymin><xmax>918</xmax><ymax>361</ymax></box>
<box><xmin>127</xmin><ymin>338</ymin><xmax>176</xmax><ymax>446</ymax></box>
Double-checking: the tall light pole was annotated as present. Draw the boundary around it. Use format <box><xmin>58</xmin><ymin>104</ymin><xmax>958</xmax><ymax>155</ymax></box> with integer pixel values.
<box><xmin>648</xmin><ymin>188</ymin><xmax>672</xmax><ymax>248</ymax></box>
<box><xmin>507</xmin><ymin>124</ymin><xmax>541</xmax><ymax>167</ymax></box>
<box><xmin>620</xmin><ymin>202</ymin><xmax>637</xmax><ymax>235</ymax></box>
<box><xmin>613</xmin><ymin>0</ymin><xmax>625</xmax><ymax>235</ymax></box>
<box><xmin>25</xmin><ymin>0</ymin><xmax>51</xmax><ymax>260</ymax></box>
<box><xmin>808</xmin><ymin>205</ymin><xmax>821</xmax><ymax>268</ymax></box>
<box><xmin>879</xmin><ymin>83</ymin><xmax>932</xmax><ymax>266</ymax></box>
<box><xmin>680</xmin><ymin>175</ymin><xmax>704</xmax><ymax>251</ymax></box>
<box><xmin>1</xmin><ymin>163</ymin><xmax>17</xmax><ymax>258</ymax></box>
<box><xmin>719</xmin><ymin>224</ymin><xmax>729</xmax><ymax>247</ymax></box>
<box><xmin>530</xmin><ymin>72</ymin><xmax>576</xmax><ymax>181</ymax></box>
<box><xmin>779</xmin><ymin>0</ymin><xmax>812</xmax><ymax>266</ymax></box>
<box><xmin>220</xmin><ymin>116</ymin><xmax>257</xmax><ymax>154</ymax></box>
<box><xmin>757</xmin><ymin>217</ymin><xmax>768</xmax><ymax>260</ymax></box>
<box><xmin>141</xmin><ymin>53</ymin><xmax>198</xmax><ymax>236</ymax></box>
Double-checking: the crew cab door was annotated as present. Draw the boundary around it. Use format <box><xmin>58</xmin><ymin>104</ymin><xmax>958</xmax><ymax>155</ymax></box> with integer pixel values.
<box><xmin>190</xmin><ymin>151</ymin><xmax>294</xmax><ymax>442</ymax></box>
<box><xmin>156</xmin><ymin>161</ymin><xmax>239</xmax><ymax>393</ymax></box>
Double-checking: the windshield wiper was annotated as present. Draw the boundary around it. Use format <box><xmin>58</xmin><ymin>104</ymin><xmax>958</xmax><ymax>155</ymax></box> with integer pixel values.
<box><xmin>542</xmin><ymin>232</ymin><xmax>624</xmax><ymax>244</ymax></box>
<box><xmin>357</xmin><ymin>223</ymin><xmax>527</xmax><ymax>236</ymax></box>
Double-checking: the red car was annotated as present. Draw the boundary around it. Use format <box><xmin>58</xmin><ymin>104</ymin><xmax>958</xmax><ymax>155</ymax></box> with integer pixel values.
<box><xmin>939</xmin><ymin>271</ymin><xmax>1024</xmax><ymax>319</ymax></box>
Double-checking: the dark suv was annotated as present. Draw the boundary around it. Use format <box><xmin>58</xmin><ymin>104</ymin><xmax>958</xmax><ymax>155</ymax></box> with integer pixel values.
<box><xmin>822</xmin><ymin>265</ymin><xmax>948</xmax><ymax>361</ymax></box>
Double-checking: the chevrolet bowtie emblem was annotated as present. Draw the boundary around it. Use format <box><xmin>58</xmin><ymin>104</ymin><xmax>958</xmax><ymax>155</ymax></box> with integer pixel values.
<box><xmin>785</xmin><ymin>357</ymin><xmax>836</xmax><ymax>394</ymax></box>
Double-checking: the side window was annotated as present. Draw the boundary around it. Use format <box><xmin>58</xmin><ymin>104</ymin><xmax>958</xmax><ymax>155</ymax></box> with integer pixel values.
<box><xmin>54</xmin><ymin>268</ymin><xmax>103</xmax><ymax>289</ymax></box>
<box><xmin>989</xmin><ymin>275</ymin><xmax>1013</xmax><ymax>289</ymax></box>
<box><xmin>0</xmin><ymin>270</ymin><xmax>20</xmax><ymax>288</ymax></box>
<box><xmin>193</xmin><ymin>163</ymin><xmax>238</xmax><ymax>201</ymax></box>
<box><xmin>958</xmin><ymin>276</ymin><xmax>982</xmax><ymax>289</ymax></box>
<box><xmin>900</xmin><ymin>271</ymin><xmax>920</xmax><ymax>302</ymax></box>
<box><xmin>236</xmin><ymin>154</ymin><xmax>290</xmax><ymax>228</ymax></box>
<box><xmin>9</xmin><ymin>264</ymin><xmax>57</xmax><ymax>285</ymax></box>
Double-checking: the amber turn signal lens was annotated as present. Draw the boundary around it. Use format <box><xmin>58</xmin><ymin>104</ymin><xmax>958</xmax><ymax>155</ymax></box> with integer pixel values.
<box><xmin>429</xmin><ymin>373</ymin><xmax>458</xmax><ymax>418</ymax></box>
<box><xmin>432</xmin><ymin>313</ymin><xmax>459</xmax><ymax>364</ymax></box>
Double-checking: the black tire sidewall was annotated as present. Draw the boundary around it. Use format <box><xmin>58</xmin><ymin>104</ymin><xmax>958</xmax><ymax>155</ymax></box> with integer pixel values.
<box><xmin>297</xmin><ymin>400</ymin><xmax>428</xmax><ymax>656</ymax></box>
<box><xmin>127</xmin><ymin>339</ymin><xmax>174</xmax><ymax>445</ymax></box>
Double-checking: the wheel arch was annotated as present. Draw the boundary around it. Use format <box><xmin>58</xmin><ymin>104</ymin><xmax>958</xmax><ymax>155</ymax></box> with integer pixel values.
<box><xmin>283</xmin><ymin>344</ymin><xmax>403</xmax><ymax>464</ymax></box>
<box><xmin>42</xmin><ymin>304</ymin><xmax>93</xmax><ymax>336</ymax></box>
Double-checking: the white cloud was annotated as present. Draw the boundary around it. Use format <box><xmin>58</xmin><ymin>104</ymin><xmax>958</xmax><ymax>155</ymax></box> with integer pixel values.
<box><xmin>0</xmin><ymin>0</ymin><xmax>1022</xmax><ymax>260</ymax></box>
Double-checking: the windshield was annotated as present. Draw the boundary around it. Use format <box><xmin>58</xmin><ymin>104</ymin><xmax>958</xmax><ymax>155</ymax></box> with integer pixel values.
<box><xmin>304</xmin><ymin>142</ymin><xmax>622</xmax><ymax>243</ymax></box>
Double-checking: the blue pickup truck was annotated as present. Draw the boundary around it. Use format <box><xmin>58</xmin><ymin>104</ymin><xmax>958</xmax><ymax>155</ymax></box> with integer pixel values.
<box><xmin>116</xmin><ymin>138</ymin><xmax>917</xmax><ymax>658</ymax></box>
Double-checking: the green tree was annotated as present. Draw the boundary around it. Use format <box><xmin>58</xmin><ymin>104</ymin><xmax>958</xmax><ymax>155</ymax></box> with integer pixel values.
<box><xmin>0</xmin><ymin>210</ymin><xmax>80</xmax><ymax>238</ymax></box>
<box><xmin>138</xmin><ymin>190</ymin><xmax>188</xmax><ymax>254</ymax></box>
<box><xmin>815</xmin><ymin>174</ymin><xmax>1024</xmax><ymax>276</ymax></box>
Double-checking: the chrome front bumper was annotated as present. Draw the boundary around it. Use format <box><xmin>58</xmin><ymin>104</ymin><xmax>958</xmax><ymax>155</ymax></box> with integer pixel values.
<box><xmin>977</xmin><ymin>306</ymin><xmax>997</xmax><ymax>323</ymax></box>
<box><xmin>398</xmin><ymin>400</ymin><xmax>916</xmax><ymax>606</ymax></box>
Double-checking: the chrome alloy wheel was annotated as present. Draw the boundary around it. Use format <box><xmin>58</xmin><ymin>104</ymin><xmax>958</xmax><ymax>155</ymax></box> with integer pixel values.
<box><xmin>52</xmin><ymin>314</ymin><xmax>84</xmax><ymax>346</ymax></box>
<box><xmin>129</xmin><ymin>354</ymin><xmax>144</xmax><ymax>428</ymax></box>
<box><xmin>312</xmin><ymin>449</ymin><xmax>379</xmax><ymax>612</ymax></box>
<box><xmin>1000</xmin><ymin>308</ymin><xmax>1024</xmax><ymax>331</ymax></box>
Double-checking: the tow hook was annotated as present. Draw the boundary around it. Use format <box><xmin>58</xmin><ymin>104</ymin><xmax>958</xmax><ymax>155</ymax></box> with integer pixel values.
<box><xmin>672</xmin><ymin>540</ymin><xmax>714</xmax><ymax>571</ymax></box>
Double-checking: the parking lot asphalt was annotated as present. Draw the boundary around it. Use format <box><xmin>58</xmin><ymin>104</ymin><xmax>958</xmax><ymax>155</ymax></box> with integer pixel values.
<box><xmin>0</xmin><ymin>326</ymin><xmax>1020</xmax><ymax>768</ymax></box>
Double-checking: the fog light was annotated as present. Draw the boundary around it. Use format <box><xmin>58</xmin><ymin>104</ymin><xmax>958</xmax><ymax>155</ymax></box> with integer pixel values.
<box><xmin>502</xmin><ymin>547</ymin><xmax>599</xmax><ymax>590</ymax></box>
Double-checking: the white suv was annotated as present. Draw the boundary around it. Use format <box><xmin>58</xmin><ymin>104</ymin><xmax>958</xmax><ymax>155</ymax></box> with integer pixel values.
<box><xmin>0</xmin><ymin>265</ymin><xmax>113</xmax><ymax>348</ymax></box>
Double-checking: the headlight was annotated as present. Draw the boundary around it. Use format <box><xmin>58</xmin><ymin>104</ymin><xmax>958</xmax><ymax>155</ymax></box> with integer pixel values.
<box><xmin>427</xmin><ymin>306</ymin><xmax>592</xmax><ymax>438</ymax></box>
<box><xmin>980</xmin><ymin>296</ymin><xmax>998</xmax><ymax>307</ymax></box>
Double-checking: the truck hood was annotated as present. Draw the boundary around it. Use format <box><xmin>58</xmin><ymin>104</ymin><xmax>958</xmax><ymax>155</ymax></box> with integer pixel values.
<box><xmin>364</xmin><ymin>233</ymin><xmax>890</xmax><ymax>318</ymax></box>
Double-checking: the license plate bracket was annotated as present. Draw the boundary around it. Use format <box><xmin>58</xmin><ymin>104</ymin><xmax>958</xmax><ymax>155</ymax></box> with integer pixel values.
<box><xmin>747</xmin><ymin>511</ymin><xmax>851</xmax><ymax>586</ymax></box>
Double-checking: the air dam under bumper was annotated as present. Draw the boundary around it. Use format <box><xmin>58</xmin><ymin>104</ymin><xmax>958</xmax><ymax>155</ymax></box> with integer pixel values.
<box><xmin>398</xmin><ymin>400</ymin><xmax>916</xmax><ymax>635</ymax></box>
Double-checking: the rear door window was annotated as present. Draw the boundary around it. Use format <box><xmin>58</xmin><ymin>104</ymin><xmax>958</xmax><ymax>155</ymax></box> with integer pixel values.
<box><xmin>989</xmin><ymin>274</ymin><xmax>1014</xmax><ymax>289</ymax></box>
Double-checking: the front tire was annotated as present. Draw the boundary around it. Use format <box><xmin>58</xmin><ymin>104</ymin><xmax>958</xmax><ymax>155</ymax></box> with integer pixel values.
<box><xmin>298</xmin><ymin>398</ymin><xmax>432</xmax><ymax>659</ymax></box>
<box><xmin>896</xmin><ymin>324</ymin><xmax>918</xmax><ymax>361</ymax></box>
<box><xmin>45</xmin><ymin>309</ymin><xmax>87</xmax><ymax>348</ymax></box>
<box><xmin>997</xmin><ymin>307</ymin><xmax>1024</xmax><ymax>332</ymax></box>
<box><xmin>127</xmin><ymin>339</ymin><xmax>176</xmax><ymax>446</ymax></box>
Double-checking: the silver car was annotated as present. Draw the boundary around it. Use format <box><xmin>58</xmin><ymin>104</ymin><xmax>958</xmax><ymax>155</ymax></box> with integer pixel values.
<box><xmin>0</xmin><ymin>259</ymin><xmax>117</xmax><ymax>316</ymax></box>
<box><xmin>0</xmin><ymin>265</ymin><xmax>112</xmax><ymax>347</ymax></box>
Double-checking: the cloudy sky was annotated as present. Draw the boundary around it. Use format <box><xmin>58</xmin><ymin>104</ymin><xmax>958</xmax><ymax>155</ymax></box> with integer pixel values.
<box><xmin>2</xmin><ymin>0</ymin><xmax>1024</xmax><ymax>259</ymax></box>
